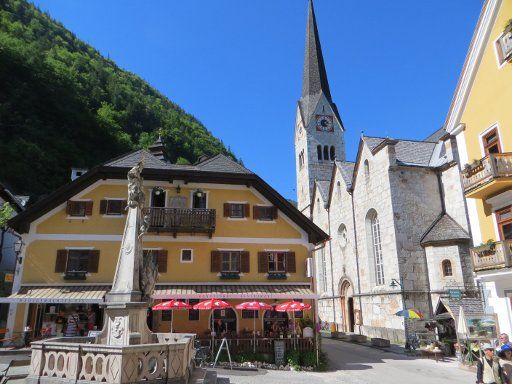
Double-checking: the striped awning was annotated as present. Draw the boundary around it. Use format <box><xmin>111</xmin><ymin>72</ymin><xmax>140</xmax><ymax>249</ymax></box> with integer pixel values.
<box><xmin>0</xmin><ymin>285</ymin><xmax>110</xmax><ymax>304</ymax></box>
<box><xmin>152</xmin><ymin>284</ymin><xmax>317</xmax><ymax>299</ymax></box>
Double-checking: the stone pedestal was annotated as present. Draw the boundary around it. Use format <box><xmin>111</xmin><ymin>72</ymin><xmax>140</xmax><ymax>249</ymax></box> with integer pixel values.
<box><xmin>98</xmin><ymin>303</ymin><xmax>153</xmax><ymax>346</ymax></box>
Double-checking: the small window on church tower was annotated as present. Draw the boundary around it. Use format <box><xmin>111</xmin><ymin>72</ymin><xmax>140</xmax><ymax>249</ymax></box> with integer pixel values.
<box><xmin>317</xmin><ymin>145</ymin><xmax>322</xmax><ymax>160</ymax></box>
<box><xmin>364</xmin><ymin>160</ymin><xmax>370</xmax><ymax>180</ymax></box>
<box><xmin>323</xmin><ymin>146</ymin><xmax>329</xmax><ymax>160</ymax></box>
<box><xmin>442</xmin><ymin>260</ymin><xmax>452</xmax><ymax>277</ymax></box>
<box><xmin>330</xmin><ymin>146</ymin><xmax>335</xmax><ymax>160</ymax></box>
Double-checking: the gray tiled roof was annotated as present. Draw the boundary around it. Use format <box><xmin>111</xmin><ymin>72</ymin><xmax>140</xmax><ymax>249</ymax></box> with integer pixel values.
<box><xmin>439</xmin><ymin>298</ymin><xmax>485</xmax><ymax>321</ymax></box>
<box><xmin>425</xmin><ymin>127</ymin><xmax>448</xmax><ymax>142</ymax></box>
<box><xmin>104</xmin><ymin>150</ymin><xmax>251</xmax><ymax>175</ymax></box>
<box><xmin>195</xmin><ymin>154</ymin><xmax>253</xmax><ymax>174</ymax></box>
<box><xmin>363</xmin><ymin>136</ymin><xmax>437</xmax><ymax>167</ymax></box>
<box><xmin>335</xmin><ymin>161</ymin><xmax>355</xmax><ymax>188</ymax></box>
<box><xmin>315</xmin><ymin>180</ymin><xmax>330</xmax><ymax>202</ymax></box>
<box><xmin>105</xmin><ymin>149</ymin><xmax>171</xmax><ymax>169</ymax></box>
<box><xmin>421</xmin><ymin>214</ymin><xmax>470</xmax><ymax>245</ymax></box>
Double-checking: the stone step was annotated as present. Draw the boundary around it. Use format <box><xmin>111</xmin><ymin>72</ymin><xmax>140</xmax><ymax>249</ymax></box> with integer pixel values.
<box><xmin>190</xmin><ymin>368</ymin><xmax>221</xmax><ymax>384</ymax></box>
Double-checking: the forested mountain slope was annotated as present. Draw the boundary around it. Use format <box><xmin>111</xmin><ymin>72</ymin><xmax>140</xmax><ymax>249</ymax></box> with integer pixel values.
<box><xmin>0</xmin><ymin>0</ymin><xmax>234</xmax><ymax>201</ymax></box>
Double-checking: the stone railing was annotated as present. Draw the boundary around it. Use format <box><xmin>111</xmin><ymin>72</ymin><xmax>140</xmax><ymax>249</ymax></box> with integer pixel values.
<box><xmin>462</xmin><ymin>153</ymin><xmax>512</xmax><ymax>193</ymax></box>
<box><xmin>471</xmin><ymin>240</ymin><xmax>512</xmax><ymax>272</ymax></box>
<box><xmin>27</xmin><ymin>333</ymin><xmax>195</xmax><ymax>384</ymax></box>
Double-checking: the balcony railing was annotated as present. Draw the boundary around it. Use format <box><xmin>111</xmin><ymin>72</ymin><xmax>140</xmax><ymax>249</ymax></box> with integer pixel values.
<box><xmin>471</xmin><ymin>240</ymin><xmax>512</xmax><ymax>272</ymax></box>
<box><xmin>144</xmin><ymin>207</ymin><xmax>216</xmax><ymax>237</ymax></box>
<box><xmin>462</xmin><ymin>153</ymin><xmax>512</xmax><ymax>194</ymax></box>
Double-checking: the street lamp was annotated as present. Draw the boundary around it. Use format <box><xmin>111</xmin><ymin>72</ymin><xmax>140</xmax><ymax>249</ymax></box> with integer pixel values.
<box><xmin>390</xmin><ymin>277</ymin><xmax>409</xmax><ymax>348</ymax></box>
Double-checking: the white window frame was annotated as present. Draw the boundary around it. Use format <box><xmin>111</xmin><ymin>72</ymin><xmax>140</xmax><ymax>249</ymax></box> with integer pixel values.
<box><xmin>494</xmin><ymin>31</ymin><xmax>512</xmax><ymax>69</ymax></box>
<box><xmin>190</xmin><ymin>190</ymin><xmax>209</xmax><ymax>209</ymax></box>
<box><xmin>180</xmin><ymin>249</ymin><xmax>193</xmax><ymax>263</ymax></box>
<box><xmin>370</xmin><ymin>214</ymin><xmax>385</xmax><ymax>286</ymax></box>
<box><xmin>149</xmin><ymin>189</ymin><xmax>167</xmax><ymax>208</ymax></box>
<box><xmin>220</xmin><ymin>251</ymin><xmax>241</xmax><ymax>273</ymax></box>
<box><xmin>103</xmin><ymin>198</ymin><xmax>126</xmax><ymax>217</ymax></box>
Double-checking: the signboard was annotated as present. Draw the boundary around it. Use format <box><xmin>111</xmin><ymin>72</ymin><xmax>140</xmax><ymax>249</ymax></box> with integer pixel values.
<box><xmin>466</xmin><ymin>315</ymin><xmax>498</xmax><ymax>339</ymax></box>
<box><xmin>4</xmin><ymin>273</ymin><xmax>13</xmax><ymax>283</ymax></box>
<box><xmin>448</xmin><ymin>289</ymin><xmax>462</xmax><ymax>300</ymax></box>
<box><xmin>87</xmin><ymin>330</ymin><xmax>102</xmax><ymax>338</ymax></box>
<box><xmin>274</xmin><ymin>340</ymin><xmax>286</xmax><ymax>366</ymax></box>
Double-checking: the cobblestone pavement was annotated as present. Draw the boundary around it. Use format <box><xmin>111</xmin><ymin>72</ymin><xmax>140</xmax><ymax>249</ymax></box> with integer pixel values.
<box><xmin>215</xmin><ymin>338</ymin><xmax>475</xmax><ymax>384</ymax></box>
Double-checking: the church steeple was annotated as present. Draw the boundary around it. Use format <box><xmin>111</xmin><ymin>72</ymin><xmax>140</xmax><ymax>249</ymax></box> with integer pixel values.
<box><xmin>302</xmin><ymin>0</ymin><xmax>332</xmax><ymax>101</ymax></box>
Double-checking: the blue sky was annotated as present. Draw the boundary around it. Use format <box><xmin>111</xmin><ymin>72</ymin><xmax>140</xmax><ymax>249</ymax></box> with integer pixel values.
<box><xmin>32</xmin><ymin>0</ymin><xmax>482</xmax><ymax>200</ymax></box>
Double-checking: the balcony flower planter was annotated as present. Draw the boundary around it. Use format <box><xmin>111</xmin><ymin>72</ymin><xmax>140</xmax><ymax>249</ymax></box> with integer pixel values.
<box><xmin>267</xmin><ymin>273</ymin><xmax>287</xmax><ymax>280</ymax></box>
<box><xmin>220</xmin><ymin>272</ymin><xmax>240</xmax><ymax>280</ymax></box>
<box><xmin>474</xmin><ymin>242</ymin><xmax>496</xmax><ymax>257</ymax></box>
<box><xmin>64</xmin><ymin>271</ymin><xmax>87</xmax><ymax>280</ymax></box>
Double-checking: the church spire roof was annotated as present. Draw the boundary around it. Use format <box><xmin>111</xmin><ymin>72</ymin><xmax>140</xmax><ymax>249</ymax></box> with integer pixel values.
<box><xmin>302</xmin><ymin>0</ymin><xmax>331</xmax><ymax>100</ymax></box>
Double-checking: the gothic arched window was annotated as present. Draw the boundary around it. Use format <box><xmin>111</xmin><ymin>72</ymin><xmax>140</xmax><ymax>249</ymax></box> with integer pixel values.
<box><xmin>442</xmin><ymin>260</ymin><xmax>452</xmax><ymax>277</ymax></box>
<box><xmin>366</xmin><ymin>209</ymin><xmax>384</xmax><ymax>286</ymax></box>
<box><xmin>323</xmin><ymin>146</ymin><xmax>329</xmax><ymax>161</ymax></box>
<box><xmin>364</xmin><ymin>160</ymin><xmax>370</xmax><ymax>179</ymax></box>
<box><xmin>330</xmin><ymin>146</ymin><xmax>335</xmax><ymax>160</ymax></box>
<box><xmin>317</xmin><ymin>145</ymin><xmax>322</xmax><ymax>160</ymax></box>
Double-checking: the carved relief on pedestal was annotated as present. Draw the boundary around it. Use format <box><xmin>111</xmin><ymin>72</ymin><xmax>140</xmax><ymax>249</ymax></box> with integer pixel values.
<box><xmin>112</xmin><ymin>317</ymin><xmax>125</xmax><ymax>339</ymax></box>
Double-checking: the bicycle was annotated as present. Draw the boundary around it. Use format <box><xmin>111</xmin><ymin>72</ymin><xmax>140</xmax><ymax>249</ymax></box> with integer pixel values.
<box><xmin>193</xmin><ymin>340</ymin><xmax>213</xmax><ymax>368</ymax></box>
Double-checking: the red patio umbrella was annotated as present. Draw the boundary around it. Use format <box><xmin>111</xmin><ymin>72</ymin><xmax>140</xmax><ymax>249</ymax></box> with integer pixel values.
<box><xmin>193</xmin><ymin>299</ymin><xmax>232</xmax><ymax>348</ymax></box>
<box><xmin>152</xmin><ymin>300</ymin><xmax>191</xmax><ymax>333</ymax></box>
<box><xmin>235</xmin><ymin>301</ymin><xmax>273</xmax><ymax>352</ymax></box>
<box><xmin>275</xmin><ymin>301</ymin><xmax>312</xmax><ymax>348</ymax></box>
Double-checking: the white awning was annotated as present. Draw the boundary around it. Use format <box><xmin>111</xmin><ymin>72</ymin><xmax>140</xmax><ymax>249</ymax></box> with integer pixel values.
<box><xmin>0</xmin><ymin>285</ymin><xmax>110</xmax><ymax>304</ymax></box>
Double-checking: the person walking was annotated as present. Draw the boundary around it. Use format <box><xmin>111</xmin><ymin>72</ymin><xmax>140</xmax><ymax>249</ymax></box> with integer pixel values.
<box><xmin>477</xmin><ymin>343</ymin><xmax>504</xmax><ymax>384</ymax></box>
<box><xmin>499</xmin><ymin>344</ymin><xmax>512</xmax><ymax>384</ymax></box>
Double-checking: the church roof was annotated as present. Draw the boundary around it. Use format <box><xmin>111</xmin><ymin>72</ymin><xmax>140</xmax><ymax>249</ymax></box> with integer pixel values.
<box><xmin>335</xmin><ymin>161</ymin><xmax>355</xmax><ymax>188</ymax></box>
<box><xmin>315</xmin><ymin>180</ymin><xmax>330</xmax><ymax>203</ymax></box>
<box><xmin>302</xmin><ymin>0</ymin><xmax>331</xmax><ymax>100</ymax></box>
<box><xmin>420</xmin><ymin>214</ymin><xmax>470</xmax><ymax>246</ymax></box>
<box><xmin>425</xmin><ymin>127</ymin><xmax>449</xmax><ymax>142</ymax></box>
<box><xmin>363</xmin><ymin>136</ymin><xmax>437</xmax><ymax>167</ymax></box>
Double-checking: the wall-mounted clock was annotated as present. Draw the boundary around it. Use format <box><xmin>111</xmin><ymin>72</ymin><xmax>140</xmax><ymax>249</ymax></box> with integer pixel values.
<box><xmin>315</xmin><ymin>115</ymin><xmax>334</xmax><ymax>132</ymax></box>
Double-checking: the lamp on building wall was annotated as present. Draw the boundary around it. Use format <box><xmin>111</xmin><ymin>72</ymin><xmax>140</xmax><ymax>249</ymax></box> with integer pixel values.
<box><xmin>390</xmin><ymin>277</ymin><xmax>408</xmax><ymax>348</ymax></box>
<box><xmin>194</xmin><ymin>189</ymin><xmax>204</xmax><ymax>198</ymax></box>
<box><xmin>176</xmin><ymin>184</ymin><xmax>181</xmax><ymax>194</ymax></box>
<box><xmin>14</xmin><ymin>238</ymin><xmax>24</xmax><ymax>264</ymax></box>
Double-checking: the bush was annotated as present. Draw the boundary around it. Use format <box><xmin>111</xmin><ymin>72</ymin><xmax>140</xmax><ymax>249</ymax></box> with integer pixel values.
<box><xmin>286</xmin><ymin>349</ymin><xmax>301</xmax><ymax>368</ymax></box>
<box><xmin>302</xmin><ymin>351</ymin><xmax>316</xmax><ymax>367</ymax></box>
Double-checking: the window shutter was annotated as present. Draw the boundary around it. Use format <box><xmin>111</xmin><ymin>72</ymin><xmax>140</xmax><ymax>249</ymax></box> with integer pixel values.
<box><xmin>211</xmin><ymin>251</ymin><xmax>221</xmax><ymax>272</ymax></box>
<box><xmin>99</xmin><ymin>200</ymin><xmax>107</xmax><ymax>214</ymax></box>
<box><xmin>258</xmin><ymin>252</ymin><xmax>268</xmax><ymax>273</ymax></box>
<box><xmin>157</xmin><ymin>250</ymin><xmax>168</xmax><ymax>273</ymax></box>
<box><xmin>272</xmin><ymin>206</ymin><xmax>278</xmax><ymax>220</ymax></box>
<box><xmin>55</xmin><ymin>250</ymin><xmax>68</xmax><ymax>273</ymax></box>
<box><xmin>88</xmin><ymin>250</ymin><xmax>100</xmax><ymax>273</ymax></box>
<box><xmin>66</xmin><ymin>201</ymin><xmax>73</xmax><ymax>215</ymax></box>
<box><xmin>240</xmin><ymin>251</ymin><xmax>250</xmax><ymax>273</ymax></box>
<box><xmin>85</xmin><ymin>201</ymin><xmax>93</xmax><ymax>216</ymax></box>
<box><xmin>223</xmin><ymin>203</ymin><xmax>230</xmax><ymax>217</ymax></box>
<box><xmin>253</xmin><ymin>206</ymin><xmax>260</xmax><ymax>220</ymax></box>
<box><xmin>244</xmin><ymin>204</ymin><xmax>250</xmax><ymax>218</ymax></box>
<box><xmin>286</xmin><ymin>252</ymin><xmax>296</xmax><ymax>273</ymax></box>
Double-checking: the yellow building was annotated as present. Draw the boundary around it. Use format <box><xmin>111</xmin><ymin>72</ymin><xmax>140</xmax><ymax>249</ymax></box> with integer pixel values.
<box><xmin>444</xmin><ymin>0</ymin><xmax>512</xmax><ymax>334</ymax></box>
<box><xmin>3</xmin><ymin>143</ymin><xmax>327</xmax><ymax>344</ymax></box>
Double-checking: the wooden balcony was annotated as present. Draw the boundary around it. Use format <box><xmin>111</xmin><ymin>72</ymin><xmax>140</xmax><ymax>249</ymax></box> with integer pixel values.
<box><xmin>144</xmin><ymin>207</ymin><xmax>216</xmax><ymax>237</ymax></box>
<box><xmin>471</xmin><ymin>240</ymin><xmax>512</xmax><ymax>272</ymax></box>
<box><xmin>462</xmin><ymin>153</ymin><xmax>512</xmax><ymax>198</ymax></box>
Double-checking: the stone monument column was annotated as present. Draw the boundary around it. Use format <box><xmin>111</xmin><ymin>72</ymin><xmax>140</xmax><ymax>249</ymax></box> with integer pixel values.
<box><xmin>99</xmin><ymin>159</ymin><xmax>158</xmax><ymax>346</ymax></box>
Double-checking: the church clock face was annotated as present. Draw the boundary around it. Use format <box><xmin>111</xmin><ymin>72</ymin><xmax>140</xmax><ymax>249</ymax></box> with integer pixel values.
<box><xmin>315</xmin><ymin>115</ymin><xmax>334</xmax><ymax>132</ymax></box>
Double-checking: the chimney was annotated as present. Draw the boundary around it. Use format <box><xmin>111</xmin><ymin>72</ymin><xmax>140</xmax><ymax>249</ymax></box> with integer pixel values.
<box><xmin>148</xmin><ymin>135</ymin><xmax>168</xmax><ymax>161</ymax></box>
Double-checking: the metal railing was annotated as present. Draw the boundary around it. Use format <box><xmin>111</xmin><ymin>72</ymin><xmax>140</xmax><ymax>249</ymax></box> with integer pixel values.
<box><xmin>196</xmin><ymin>336</ymin><xmax>315</xmax><ymax>354</ymax></box>
<box><xmin>144</xmin><ymin>207</ymin><xmax>216</xmax><ymax>237</ymax></box>
<box><xmin>462</xmin><ymin>153</ymin><xmax>512</xmax><ymax>193</ymax></box>
<box><xmin>471</xmin><ymin>240</ymin><xmax>512</xmax><ymax>272</ymax></box>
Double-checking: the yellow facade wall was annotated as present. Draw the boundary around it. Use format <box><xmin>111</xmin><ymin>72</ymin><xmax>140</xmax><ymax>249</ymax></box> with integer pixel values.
<box><xmin>22</xmin><ymin>240</ymin><xmax>309</xmax><ymax>284</ymax></box>
<box><xmin>460</xmin><ymin>0</ymin><xmax>512</xmax><ymax>242</ymax></box>
<box><xmin>35</xmin><ymin>183</ymin><xmax>302</xmax><ymax>239</ymax></box>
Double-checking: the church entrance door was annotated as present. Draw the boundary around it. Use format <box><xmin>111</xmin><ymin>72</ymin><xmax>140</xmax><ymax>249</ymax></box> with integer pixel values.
<box><xmin>340</xmin><ymin>280</ymin><xmax>354</xmax><ymax>332</ymax></box>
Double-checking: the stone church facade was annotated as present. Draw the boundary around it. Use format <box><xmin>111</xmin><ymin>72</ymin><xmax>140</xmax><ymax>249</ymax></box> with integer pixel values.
<box><xmin>296</xmin><ymin>1</ymin><xmax>475</xmax><ymax>343</ymax></box>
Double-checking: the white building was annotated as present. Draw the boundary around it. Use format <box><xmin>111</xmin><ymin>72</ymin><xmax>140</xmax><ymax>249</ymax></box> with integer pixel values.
<box><xmin>295</xmin><ymin>0</ymin><xmax>479</xmax><ymax>343</ymax></box>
